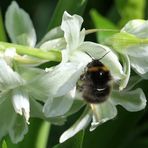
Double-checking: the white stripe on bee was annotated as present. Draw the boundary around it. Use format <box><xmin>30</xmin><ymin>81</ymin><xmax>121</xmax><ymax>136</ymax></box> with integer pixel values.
<box><xmin>97</xmin><ymin>88</ymin><xmax>105</xmax><ymax>91</ymax></box>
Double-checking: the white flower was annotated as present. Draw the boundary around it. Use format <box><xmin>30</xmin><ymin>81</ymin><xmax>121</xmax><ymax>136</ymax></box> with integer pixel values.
<box><xmin>0</xmin><ymin>1</ymin><xmax>67</xmax><ymax>143</ymax></box>
<box><xmin>5</xmin><ymin>1</ymin><xmax>36</xmax><ymax>47</ymax></box>
<box><xmin>40</xmin><ymin>11</ymin><xmax>124</xmax><ymax>118</ymax></box>
<box><xmin>0</xmin><ymin>55</ymin><xmax>29</xmax><ymax>143</ymax></box>
<box><xmin>121</xmin><ymin>19</ymin><xmax>148</xmax><ymax>78</ymax></box>
<box><xmin>107</xmin><ymin>19</ymin><xmax>148</xmax><ymax>79</ymax></box>
<box><xmin>36</xmin><ymin>12</ymin><xmax>146</xmax><ymax>143</ymax></box>
<box><xmin>0</xmin><ymin>50</ymin><xmax>50</xmax><ymax>143</ymax></box>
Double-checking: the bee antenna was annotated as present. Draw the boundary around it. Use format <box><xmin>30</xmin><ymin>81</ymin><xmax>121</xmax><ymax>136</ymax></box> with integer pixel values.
<box><xmin>85</xmin><ymin>52</ymin><xmax>95</xmax><ymax>60</ymax></box>
<box><xmin>98</xmin><ymin>51</ymin><xmax>110</xmax><ymax>60</ymax></box>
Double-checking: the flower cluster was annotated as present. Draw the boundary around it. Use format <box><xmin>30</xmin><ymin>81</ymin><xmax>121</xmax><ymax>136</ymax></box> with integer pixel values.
<box><xmin>0</xmin><ymin>1</ymin><xmax>147</xmax><ymax>144</ymax></box>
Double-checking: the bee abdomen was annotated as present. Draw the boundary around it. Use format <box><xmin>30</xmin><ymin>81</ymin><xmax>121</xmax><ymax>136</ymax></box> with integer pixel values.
<box><xmin>83</xmin><ymin>85</ymin><xmax>111</xmax><ymax>103</ymax></box>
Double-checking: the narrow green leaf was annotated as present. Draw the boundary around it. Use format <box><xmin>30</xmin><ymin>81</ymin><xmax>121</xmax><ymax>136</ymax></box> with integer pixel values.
<box><xmin>115</xmin><ymin>0</ymin><xmax>146</xmax><ymax>27</ymax></box>
<box><xmin>48</xmin><ymin>0</ymin><xmax>88</xmax><ymax>29</ymax></box>
<box><xmin>0</xmin><ymin>10</ymin><xmax>7</xmax><ymax>41</ymax></box>
<box><xmin>2</xmin><ymin>140</ymin><xmax>7</xmax><ymax>148</ymax></box>
<box><xmin>90</xmin><ymin>9</ymin><xmax>118</xmax><ymax>43</ymax></box>
<box><xmin>53</xmin><ymin>131</ymin><xmax>84</xmax><ymax>148</ymax></box>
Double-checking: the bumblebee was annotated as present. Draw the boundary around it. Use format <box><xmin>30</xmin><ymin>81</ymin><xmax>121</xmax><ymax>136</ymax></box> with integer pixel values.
<box><xmin>78</xmin><ymin>53</ymin><xmax>112</xmax><ymax>104</ymax></box>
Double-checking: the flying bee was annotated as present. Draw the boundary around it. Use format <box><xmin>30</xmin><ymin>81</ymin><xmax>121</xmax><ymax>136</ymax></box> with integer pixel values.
<box><xmin>77</xmin><ymin>52</ymin><xmax>112</xmax><ymax>104</ymax></box>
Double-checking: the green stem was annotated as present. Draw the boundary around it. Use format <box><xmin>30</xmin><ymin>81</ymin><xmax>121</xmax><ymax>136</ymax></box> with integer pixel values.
<box><xmin>140</xmin><ymin>38</ymin><xmax>148</xmax><ymax>44</ymax></box>
<box><xmin>0</xmin><ymin>42</ymin><xmax>62</xmax><ymax>62</ymax></box>
<box><xmin>0</xmin><ymin>10</ymin><xmax>7</xmax><ymax>41</ymax></box>
<box><xmin>36</xmin><ymin>121</ymin><xmax>50</xmax><ymax>148</ymax></box>
<box><xmin>85</xmin><ymin>29</ymin><xmax>119</xmax><ymax>35</ymax></box>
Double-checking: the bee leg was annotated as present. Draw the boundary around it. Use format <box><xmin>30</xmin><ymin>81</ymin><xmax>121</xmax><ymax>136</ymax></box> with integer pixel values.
<box><xmin>90</xmin><ymin>104</ymin><xmax>100</xmax><ymax>122</ymax></box>
<box><xmin>76</xmin><ymin>80</ymin><xmax>84</xmax><ymax>92</ymax></box>
<box><xmin>80</xmin><ymin>73</ymin><xmax>86</xmax><ymax>80</ymax></box>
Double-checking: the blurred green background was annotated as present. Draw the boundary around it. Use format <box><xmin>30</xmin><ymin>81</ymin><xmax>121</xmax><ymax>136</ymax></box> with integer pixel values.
<box><xmin>1</xmin><ymin>0</ymin><xmax>148</xmax><ymax>148</ymax></box>
<box><xmin>1</xmin><ymin>0</ymin><xmax>147</xmax><ymax>42</ymax></box>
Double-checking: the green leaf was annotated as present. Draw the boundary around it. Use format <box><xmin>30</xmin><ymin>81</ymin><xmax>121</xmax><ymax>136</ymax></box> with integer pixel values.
<box><xmin>53</xmin><ymin>131</ymin><xmax>84</xmax><ymax>148</ymax></box>
<box><xmin>0</xmin><ymin>10</ymin><xmax>7</xmax><ymax>41</ymax></box>
<box><xmin>115</xmin><ymin>0</ymin><xmax>146</xmax><ymax>27</ymax></box>
<box><xmin>48</xmin><ymin>0</ymin><xmax>88</xmax><ymax>29</ymax></box>
<box><xmin>83</xmin><ymin>107</ymin><xmax>145</xmax><ymax>148</ymax></box>
<box><xmin>2</xmin><ymin>140</ymin><xmax>7</xmax><ymax>148</ymax></box>
<box><xmin>90</xmin><ymin>9</ymin><xmax>118</xmax><ymax>43</ymax></box>
<box><xmin>5</xmin><ymin>1</ymin><xmax>36</xmax><ymax>47</ymax></box>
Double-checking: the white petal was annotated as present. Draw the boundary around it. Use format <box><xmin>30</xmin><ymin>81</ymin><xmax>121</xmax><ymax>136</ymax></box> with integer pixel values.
<box><xmin>0</xmin><ymin>59</ymin><xmax>24</xmax><ymax>90</ymax></box>
<box><xmin>38</xmin><ymin>61</ymin><xmax>84</xmax><ymax>97</ymax></box>
<box><xmin>78</xmin><ymin>42</ymin><xmax>124</xmax><ymax>80</ymax></box>
<box><xmin>120</xmin><ymin>20</ymin><xmax>148</xmax><ymax>76</ymax></box>
<box><xmin>5</xmin><ymin>1</ymin><xmax>36</xmax><ymax>47</ymax></box>
<box><xmin>59</xmin><ymin>108</ymin><xmax>91</xmax><ymax>143</ymax></box>
<box><xmin>124</xmin><ymin>75</ymin><xmax>142</xmax><ymax>91</ymax></box>
<box><xmin>119</xmin><ymin>54</ymin><xmax>131</xmax><ymax>90</ymax></box>
<box><xmin>40</xmin><ymin>38</ymin><xmax>66</xmax><ymax>51</ymax></box>
<box><xmin>60</xmin><ymin>50</ymin><xmax>69</xmax><ymax>63</ymax></box>
<box><xmin>4</xmin><ymin>48</ymin><xmax>16</xmax><ymax>64</ymax></box>
<box><xmin>0</xmin><ymin>48</ymin><xmax>17</xmax><ymax>67</ymax></box>
<box><xmin>0</xmin><ymin>99</ymin><xmax>16</xmax><ymax>140</ymax></box>
<box><xmin>130</xmin><ymin>55</ymin><xmax>148</xmax><ymax>75</ymax></box>
<box><xmin>17</xmin><ymin>66</ymin><xmax>50</xmax><ymax>102</ymax></box>
<box><xmin>43</xmin><ymin>87</ymin><xmax>76</xmax><ymax>117</ymax></box>
<box><xmin>37</xmin><ymin>26</ymin><xmax>64</xmax><ymax>47</ymax></box>
<box><xmin>121</xmin><ymin>19</ymin><xmax>148</xmax><ymax>38</ymax></box>
<box><xmin>126</xmin><ymin>44</ymin><xmax>148</xmax><ymax>58</ymax></box>
<box><xmin>111</xmin><ymin>88</ymin><xmax>146</xmax><ymax>111</ymax></box>
<box><xmin>90</xmin><ymin>100</ymin><xmax>117</xmax><ymax>131</ymax></box>
<box><xmin>124</xmin><ymin>45</ymin><xmax>148</xmax><ymax>75</ymax></box>
<box><xmin>4</xmin><ymin>47</ymin><xmax>16</xmax><ymax>58</ymax></box>
<box><xmin>70</xmin><ymin>50</ymin><xmax>91</xmax><ymax>65</ymax></box>
<box><xmin>9</xmin><ymin>115</ymin><xmax>28</xmax><ymax>143</ymax></box>
<box><xmin>12</xmin><ymin>88</ymin><xmax>30</xmax><ymax>123</ymax></box>
<box><xmin>61</xmin><ymin>11</ymin><xmax>85</xmax><ymax>51</ymax></box>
